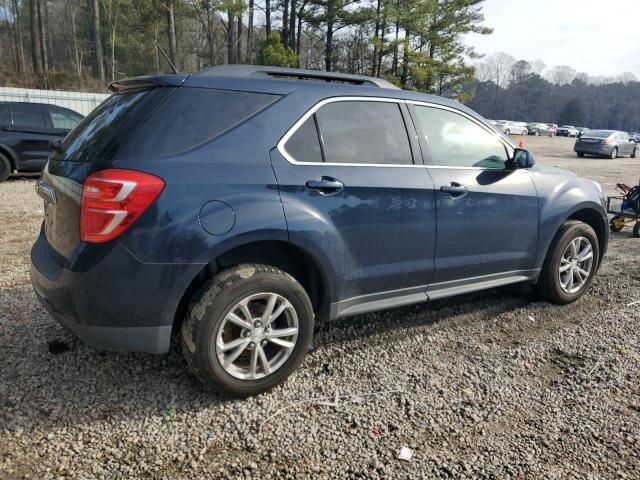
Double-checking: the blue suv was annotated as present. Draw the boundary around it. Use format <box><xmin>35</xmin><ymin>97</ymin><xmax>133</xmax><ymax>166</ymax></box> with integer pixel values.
<box><xmin>31</xmin><ymin>66</ymin><xmax>608</xmax><ymax>396</ymax></box>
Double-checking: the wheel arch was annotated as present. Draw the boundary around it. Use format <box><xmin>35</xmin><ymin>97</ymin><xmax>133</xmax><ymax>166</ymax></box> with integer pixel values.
<box><xmin>566</xmin><ymin>207</ymin><xmax>608</xmax><ymax>263</ymax></box>
<box><xmin>172</xmin><ymin>239</ymin><xmax>333</xmax><ymax>332</ymax></box>
<box><xmin>0</xmin><ymin>143</ymin><xmax>18</xmax><ymax>170</ymax></box>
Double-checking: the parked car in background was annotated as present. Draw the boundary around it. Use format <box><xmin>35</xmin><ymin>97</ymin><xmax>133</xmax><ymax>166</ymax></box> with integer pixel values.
<box><xmin>496</xmin><ymin>120</ymin><xmax>528</xmax><ymax>135</ymax></box>
<box><xmin>547</xmin><ymin>123</ymin><xmax>559</xmax><ymax>134</ymax></box>
<box><xmin>527</xmin><ymin>123</ymin><xmax>555</xmax><ymax>136</ymax></box>
<box><xmin>574</xmin><ymin>130</ymin><xmax>639</xmax><ymax>159</ymax></box>
<box><xmin>557</xmin><ymin>125</ymin><xmax>580</xmax><ymax>137</ymax></box>
<box><xmin>629</xmin><ymin>132</ymin><xmax>640</xmax><ymax>142</ymax></box>
<box><xmin>31</xmin><ymin>65</ymin><xmax>609</xmax><ymax>397</ymax></box>
<box><xmin>577</xmin><ymin>127</ymin><xmax>590</xmax><ymax>137</ymax></box>
<box><xmin>0</xmin><ymin>101</ymin><xmax>83</xmax><ymax>182</ymax></box>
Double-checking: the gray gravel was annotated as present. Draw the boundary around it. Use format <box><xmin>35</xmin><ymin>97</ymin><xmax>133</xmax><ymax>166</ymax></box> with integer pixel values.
<box><xmin>1</xmin><ymin>137</ymin><xmax>639</xmax><ymax>479</ymax></box>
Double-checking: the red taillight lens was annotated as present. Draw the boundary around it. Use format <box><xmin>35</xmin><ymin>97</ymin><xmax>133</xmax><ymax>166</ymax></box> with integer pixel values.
<box><xmin>601</xmin><ymin>139</ymin><xmax>610</xmax><ymax>144</ymax></box>
<box><xmin>80</xmin><ymin>169</ymin><xmax>164</xmax><ymax>243</ymax></box>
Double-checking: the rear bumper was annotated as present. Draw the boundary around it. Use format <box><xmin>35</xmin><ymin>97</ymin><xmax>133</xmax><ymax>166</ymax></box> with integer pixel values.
<box><xmin>574</xmin><ymin>144</ymin><xmax>611</xmax><ymax>156</ymax></box>
<box><xmin>30</xmin><ymin>226</ymin><xmax>200</xmax><ymax>354</ymax></box>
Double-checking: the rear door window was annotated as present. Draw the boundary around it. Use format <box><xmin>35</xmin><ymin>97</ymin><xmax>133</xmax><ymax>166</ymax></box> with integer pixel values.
<box><xmin>314</xmin><ymin>101</ymin><xmax>413</xmax><ymax>165</ymax></box>
<box><xmin>11</xmin><ymin>104</ymin><xmax>48</xmax><ymax>129</ymax></box>
<box><xmin>119</xmin><ymin>88</ymin><xmax>280</xmax><ymax>158</ymax></box>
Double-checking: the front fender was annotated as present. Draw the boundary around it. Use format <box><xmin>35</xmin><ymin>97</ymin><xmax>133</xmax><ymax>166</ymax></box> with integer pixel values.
<box><xmin>533</xmin><ymin>167</ymin><xmax>608</xmax><ymax>268</ymax></box>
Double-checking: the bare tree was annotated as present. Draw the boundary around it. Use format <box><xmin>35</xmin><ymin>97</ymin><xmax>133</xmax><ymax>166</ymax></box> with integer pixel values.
<box><xmin>30</xmin><ymin>0</ymin><xmax>43</xmax><ymax>74</ymax></box>
<box><xmin>90</xmin><ymin>0</ymin><xmax>105</xmax><ymax>82</ymax></box>
<box><xmin>10</xmin><ymin>0</ymin><xmax>26</xmax><ymax>73</ymax></box>
<box><xmin>546</xmin><ymin>65</ymin><xmax>576</xmax><ymax>85</ymax></box>
<box><xmin>165</xmin><ymin>0</ymin><xmax>179</xmax><ymax>70</ymax></box>
<box><xmin>37</xmin><ymin>0</ymin><xmax>48</xmax><ymax>71</ymax></box>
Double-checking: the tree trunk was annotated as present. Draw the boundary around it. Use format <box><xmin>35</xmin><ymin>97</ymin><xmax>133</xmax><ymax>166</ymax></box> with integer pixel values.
<box><xmin>90</xmin><ymin>0</ymin><xmax>105</xmax><ymax>82</ymax></box>
<box><xmin>289</xmin><ymin>0</ymin><xmax>296</xmax><ymax>50</ymax></box>
<box><xmin>237</xmin><ymin>14</ymin><xmax>243</xmax><ymax>63</ymax></box>
<box><xmin>246</xmin><ymin>0</ymin><xmax>254</xmax><ymax>59</ymax></box>
<box><xmin>295</xmin><ymin>0</ymin><xmax>307</xmax><ymax>55</ymax></box>
<box><xmin>265</xmin><ymin>0</ymin><xmax>270</xmax><ymax>37</ymax></box>
<box><xmin>400</xmin><ymin>30</ymin><xmax>409</xmax><ymax>89</ymax></box>
<box><xmin>376</xmin><ymin>11</ymin><xmax>386</xmax><ymax>77</ymax></box>
<box><xmin>37</xmin><ymin>0</ymin><xmax>48</xmax><ymax>72</ymax></box>
<box><xmin>166</xmin><ymin>0</ymin><xmax>179</xmax><ymax>70</ymax></box>
<box><xmin>12</xmin><ymin>0</ymin><xmax>25</xmax><ymax>74</ymax></box>
<box><xmin>227</xmin><ymin>11</ymin><xmax>236</xmax><ymax>64</ymax></box>
<box><xmin>30</xmin><ymin>0</ymin><xmax>43</xmax><ymax>74</ymax></box>
<box><xmin>325</xmin><ymin>20</ymin><xmax>333</xmax><ymax>71</ymax></box>
<box><xmin>371</xmin><ymin>0</ymin><xmax>381</xmax><ymax>76</ymax></box>
<box><xmin>70</xmin><ymin>5</ymin><xmax>82</xmax><ymax>77</ymax></box>
<box><xmin>282</xmin><ymin>0</ymin><xmax>289</xmax><ymax>45</ymax></box>
<box><xmin>154</xmin><ymin>24</ymin><xmax>161</xmax><ymax>72</ymax></box>
<box><xmin>43</xmin><ymin>0</ymin><xmax>52</xmax><ymax>69</ymax></box>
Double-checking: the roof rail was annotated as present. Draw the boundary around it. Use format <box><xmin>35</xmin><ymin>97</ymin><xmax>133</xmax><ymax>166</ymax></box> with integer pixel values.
<box><xmin>196</xmin><ymin>64</ymin><xmax>399</xmax><ymax>89</ymax></box>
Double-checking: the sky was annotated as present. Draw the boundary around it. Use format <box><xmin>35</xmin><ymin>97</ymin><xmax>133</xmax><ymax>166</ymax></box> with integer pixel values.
<box><xmin>464</xmin><ymin>0</ymin><xmax>640</xmax><ymax>78</ymax></box>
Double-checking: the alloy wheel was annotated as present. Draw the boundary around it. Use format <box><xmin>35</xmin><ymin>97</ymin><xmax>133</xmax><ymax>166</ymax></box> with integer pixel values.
<box><xmin>213</xmin><ymin>292</ymin><xmax>299</xmax><ymax>380</ymax></box>
<box><xmin>558</xmin><ymin>236</ymin><xmax>594</xmax><ymax>294</ymax></box>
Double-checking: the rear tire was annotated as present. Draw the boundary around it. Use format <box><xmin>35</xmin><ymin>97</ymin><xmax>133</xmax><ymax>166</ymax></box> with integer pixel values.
<box><xmin>0</xmin><ymin>153</ymin><xmax>11</xmax><ymax>182</ymax></box>
<box><xmin>632</xmin><ymin>147</ymin><xmax>638</xmax><ymax>158</ymax></box>
<box><xmin>505</xmin><ymin>129</ymin><xmax>510</xmax><ymax>135</ymax></box>
<box><xmin>633</xmin><ymin>223</ymin><xmax>640</xmax><ymax>238</ymax></box>
<box><xmin>535</xmin><ymin>220</ymin><xmax>599</xmax><ymax>304</ymax></box>
<box><xmin>181</xmin><ymin>264</ymin><xmax>314</xmax><ymax>397</ymax></box>
<box><xmin>610</xmin><ymin>147</ymin><xmax>618</xmax><ymax>159</ymax></box>
<box><xmin>577</xmin><ymin>152</ymin><xmax>585</xmax><ymax>158</ymax></box>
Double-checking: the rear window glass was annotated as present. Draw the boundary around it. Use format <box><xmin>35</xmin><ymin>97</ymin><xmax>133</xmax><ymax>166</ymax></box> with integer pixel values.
<box><xmin>119</xmin><ymin>88</ymin><xmax>280</xmax><ymax>158</ymax></box>
<box><xmin>58</xmin><ymin>89</ymin><xmax>168</xmax><ymax>162</ymax></box>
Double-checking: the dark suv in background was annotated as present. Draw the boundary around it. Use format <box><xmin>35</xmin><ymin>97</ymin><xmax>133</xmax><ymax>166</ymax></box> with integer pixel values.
<box><xmin>31</xmin><ymin>66</ymin><xmax>608</xmax><ymax>397</ymax></box>
<box><xmin>0</xmin><ymin>101</ymin><xmax>83</xmax><ymax>181</ymax></box>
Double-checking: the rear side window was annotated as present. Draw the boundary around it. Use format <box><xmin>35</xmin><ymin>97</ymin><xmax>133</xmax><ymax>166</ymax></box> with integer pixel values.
<box><xmin>315</xmin><ymin>101</ymin><xmax>413</xmax><ymax>165</ymax></box>
<box><xmin>120</xmin><ymin>88</ymin><xmax>280</xmax><ymax>158</ymax></box>
<box><xmin>284</xmin><ymin>116</ymin><xmax>323</xmax><ymax>163</ymax></box>
<box><xmin>58</xmin><ymin>89</ymin><xmax>165</xmax><ymax>162</ymax></box>
<box><xmin>12</xmin><ymin>104</ymin><xmax>47</xmax><ymax>128</ymax></box>
<box><xmin>49</xmin><ymin>108</ymin><xmax>82</xmax><ymax>130</ymax></box>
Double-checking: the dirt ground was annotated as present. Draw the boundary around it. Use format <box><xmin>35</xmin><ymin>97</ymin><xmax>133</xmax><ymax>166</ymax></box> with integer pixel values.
<box><xmin>0</xmin><ymin>136</ymin><xmax>639</xmax><ymax>479</ymax></box>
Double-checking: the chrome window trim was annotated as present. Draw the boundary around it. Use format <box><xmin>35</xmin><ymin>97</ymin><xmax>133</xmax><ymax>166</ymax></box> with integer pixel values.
<box><xmin>276</xmin><ymin>96</ymin><xmax>517</xmax><ymax>171</ymax></box>
<box><xmin>277</xmin><ymin>96</ymin><xmax>423</xmax><ymax>168</ymax></box>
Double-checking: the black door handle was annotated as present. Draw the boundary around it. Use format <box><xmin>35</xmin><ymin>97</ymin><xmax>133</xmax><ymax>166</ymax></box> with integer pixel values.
<box><xmin>306</xmin><ymin>177</ymin><xmax>344</xmax><ymax>195</ymax></box>
<box><xmin>440</xmin><ymin>183</ymin><xmax>468</xmax><ymax>198</ymax></box>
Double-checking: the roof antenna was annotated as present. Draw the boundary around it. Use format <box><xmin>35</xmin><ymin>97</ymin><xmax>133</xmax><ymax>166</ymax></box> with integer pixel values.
<box><xmin>155</xmin><ymin>40</ymin><xmax>179</xmax><ymax>74</ymax></box>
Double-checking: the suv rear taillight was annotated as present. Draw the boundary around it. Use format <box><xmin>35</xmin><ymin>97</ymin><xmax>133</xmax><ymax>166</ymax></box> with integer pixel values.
<box><xmin>80</xmin><ymin>169</ymin><xmax>164</xmax><ymax>243</ymax></box>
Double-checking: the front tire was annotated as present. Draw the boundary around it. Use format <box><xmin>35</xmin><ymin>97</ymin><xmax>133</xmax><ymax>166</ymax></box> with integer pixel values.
<box><xmin>577</xmin><ymin>152</ymin><xmax>585</xmax><ymax>158</ymax></box>
<box><xmin>536</xmin><ymin>220</ymin><xmax>599</xmax><ymax>304</ymax></box>
<box><xmin>181</xmin><ymin>264</ymin><xmax>314</xmax><ymax>397</ymax></box>
<box><xmin>632</xmin><ymin>147</ymin><xmax>638</xmax><ymax>158</ymax></box>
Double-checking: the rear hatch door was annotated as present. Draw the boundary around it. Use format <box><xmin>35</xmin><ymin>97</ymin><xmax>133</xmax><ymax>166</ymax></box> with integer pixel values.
<box><xmin>39</xmin><ymin>78</ymin><xmax>181</xmax><ymax>261</ymax></box>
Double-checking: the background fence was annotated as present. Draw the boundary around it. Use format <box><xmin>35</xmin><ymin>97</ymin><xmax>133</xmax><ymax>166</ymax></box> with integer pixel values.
<box><xmin>0</xmin><ymin>88</ymin><xmax>109</xmax><ymax>116</ymax></box>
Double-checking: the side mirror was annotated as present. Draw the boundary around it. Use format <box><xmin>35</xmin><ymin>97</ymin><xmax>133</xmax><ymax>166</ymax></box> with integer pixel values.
<box><xmin>509</xmin><ymin>148</ymin><xmax>535</xmax><ymax>169</ymax></box>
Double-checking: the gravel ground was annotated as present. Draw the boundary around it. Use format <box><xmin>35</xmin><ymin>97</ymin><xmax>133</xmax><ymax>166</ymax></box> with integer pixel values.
<box><xmin>1</xmin><ymin>136</ymin><xmax>639</xmax><ymax>479</ymax></box>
